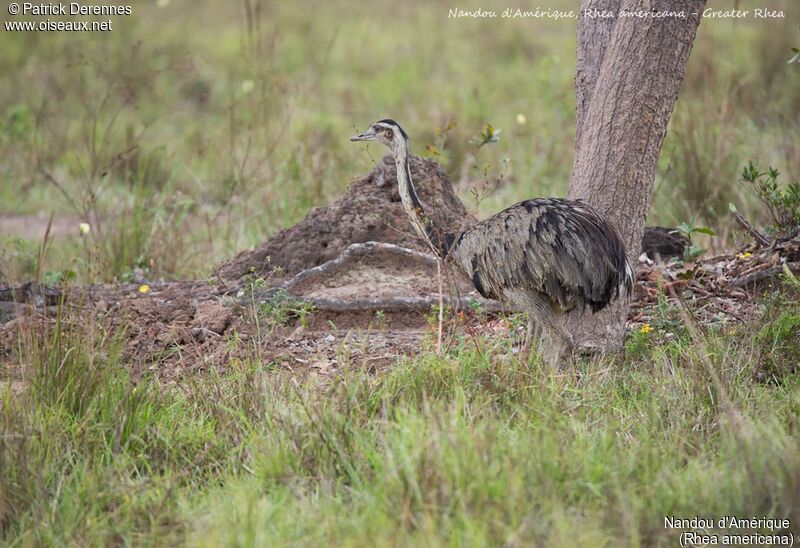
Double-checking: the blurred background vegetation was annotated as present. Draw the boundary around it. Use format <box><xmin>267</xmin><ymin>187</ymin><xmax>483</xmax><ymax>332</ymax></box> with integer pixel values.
<box><xmin>0</xmin><ymin>0</ymin><xmax>798</xmax><ymax>283</ymax></box>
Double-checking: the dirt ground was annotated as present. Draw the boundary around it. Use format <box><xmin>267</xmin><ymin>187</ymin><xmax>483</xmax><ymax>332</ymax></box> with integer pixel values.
<box><xmin>2</xmin><ymin>235</ymin><xmax>795</xmax><ymax>384</ymax></box>
<box><xmin>0</xmin><ymin>213</ymin><xmax>84</xmax><ymax>240</ymax></box>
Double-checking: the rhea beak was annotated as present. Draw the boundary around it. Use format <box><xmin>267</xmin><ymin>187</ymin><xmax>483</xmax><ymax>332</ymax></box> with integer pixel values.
<box><xmin>350</xmin><ymin>128</ymin><xmax>376</xmax><ymax>142</ymax></box>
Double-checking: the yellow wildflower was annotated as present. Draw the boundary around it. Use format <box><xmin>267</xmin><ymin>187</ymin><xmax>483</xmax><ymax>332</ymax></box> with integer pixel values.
<box><xmin>736</xmin><ymin>252</ymin><xmax>753</xmax><ymax>260</ymax></box>
<box><xmin>640</xmin><ymin>323</ymin><xmax>652</xmax><ymax>334</ymax></box>
<box><xmin>78</xmin><ymin>222</ymin><xmax>90</xmax><ymax>235</ymax></box>
<box><xmin>138</xmin><ymin>284</ymin><xmax>151</xmax><ymax>294</ymax></box>
<box><xmin>515</xmin><ymin>113</ymin><xmax>527</xmax><ymax>125</ymax></box>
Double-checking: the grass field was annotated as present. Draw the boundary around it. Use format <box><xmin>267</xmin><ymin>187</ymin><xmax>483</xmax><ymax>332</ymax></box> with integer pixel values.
<box><xmin>2</xmin><ymin>0</ymin><xmax>800</xmax><ymax>545</ymax></box>
<box><xmin>2</xmin><ymin>292</ymin><xmax>800</xmax><ymax>545</ymax></box>
<box><xmin>1</xmin><ymin>0</ymin><xmax>798</xmax><ymax>283</ymax></box>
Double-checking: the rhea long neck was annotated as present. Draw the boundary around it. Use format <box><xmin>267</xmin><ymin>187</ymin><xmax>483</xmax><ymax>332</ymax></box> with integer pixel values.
<box><xmin>392</xmin><ymin>140</ymin><xmax>455</xmax><ymax>258</ymax></box>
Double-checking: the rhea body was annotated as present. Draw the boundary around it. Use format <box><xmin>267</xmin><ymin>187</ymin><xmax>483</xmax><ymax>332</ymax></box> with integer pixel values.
<box><xmin>351</xmin><ymin>119</ymin><xmax>633</xmax><ymax>363</ymax></box>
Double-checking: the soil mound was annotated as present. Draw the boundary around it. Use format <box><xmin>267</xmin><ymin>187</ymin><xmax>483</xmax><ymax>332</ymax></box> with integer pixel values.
<box><xmin>214</xmin><ymin>154</ymin><xmax>473</xmax><ymax>283</ymax></box>
<box><xmin>272</xmin><ymin>241</ymin><xmax>500</xmax><ymax>312</ymax></box>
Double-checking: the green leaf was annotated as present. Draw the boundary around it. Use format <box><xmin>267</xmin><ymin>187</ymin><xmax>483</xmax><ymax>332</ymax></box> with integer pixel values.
<box><xmin>692</xmin><ymin>226</ymin><xmax>716</xmax><ymax>236</ymax></box>
<box><xmin>782</xmin><ymin>263</ymin><xmax>800</xmax><ymax>288</ymax></box>
<box><xmin>741</xmin><ymin>160</ymin><xmax>759</xmax><ymax>182</ymax></box>
<box><xmin>728</xmin><ymin>202</ymin><xmax>738</xmax><ymax>213</ymax></box>
<box><xmin>470</xmin><ymin>124</ymin><xmax>502</xmax><ymax>147</ymax></box>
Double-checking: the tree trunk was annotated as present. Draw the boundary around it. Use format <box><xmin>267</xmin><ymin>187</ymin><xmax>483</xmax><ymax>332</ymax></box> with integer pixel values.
<box><xmin>573</xmin><ymin>0</ymin><xmax>621</xmax><ymax>147</ymax></box>
<box><xmin>567</xmin><ymin>0</ymin><xmax>705</xmax><ymax>352</ymax></box>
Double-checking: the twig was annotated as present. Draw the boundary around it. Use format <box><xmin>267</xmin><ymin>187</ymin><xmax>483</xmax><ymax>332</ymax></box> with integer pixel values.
<box><xmin>732</xmin><ymin>211</ymin><xmax>770</xmax><ymax>247</ymax></box>
<box><xmin>39</xmin><ymin>168</ymin><xmax>82</xmax><ymax>213</ymax></box>
<box><xmin>731</xmin><ymin>261</ymin><xmax>800</xmax><ymax>288</ymax></box>
<box><xmin>459</xmin><ymin>311</ymin><xmax>485</xmax><ymax>359</ymax></box>
<box><xmin>666</xmin><ymin>284</ymin><xmax>738</xmax><ymax>420</ymax></box>
<box><xmin>436</xmin><ymin>258</ymin><xmax>443</xmax><ymax>355</ymax></box>
<box><xmin>34</xmin><ymin>214</ymin><xmax>54</xmax><ymax>287</ymax></box>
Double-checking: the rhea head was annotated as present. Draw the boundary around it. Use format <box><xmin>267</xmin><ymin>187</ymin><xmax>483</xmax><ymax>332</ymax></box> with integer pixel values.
<box><xmin>350</xmin><ymin>119</ymin><xmax>409</xmax><ymax>157</ymax></box>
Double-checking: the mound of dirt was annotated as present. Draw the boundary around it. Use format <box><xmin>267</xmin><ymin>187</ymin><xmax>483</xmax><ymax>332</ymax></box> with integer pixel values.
<box><xmin>214</xmin><ymin>154</ymin><xmax>474</xmax><ymax>283</ymax></box>
<box><xmin>272</xmin><ymin>241</ymin><xmax>501</xmax><ymax>312</ymax></box>
<box><xmin>0</xmin><ymin>282</ymin><xmax>237</xmax><ymax>378</ymax></box>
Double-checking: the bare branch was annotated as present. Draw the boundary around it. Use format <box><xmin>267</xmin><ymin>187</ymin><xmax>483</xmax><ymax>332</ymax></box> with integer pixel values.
<box><xmin>731</xmin><ymin>211</ymin><xmax>771</xmax><ymax>247</ymax></box>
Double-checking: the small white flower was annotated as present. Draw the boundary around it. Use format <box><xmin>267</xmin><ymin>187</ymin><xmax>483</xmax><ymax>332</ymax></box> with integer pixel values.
<box><xmin>241</xmin><ymin>79</ymin><xmax>255</xmax><ymax>94</ymax></box>
<box><xmin>79</xmin><ymin>222</ymin><xmax>91</xmax><ymax>235</ymax></box>
<box><xmin>515</xmin><ymin>113</ymin><xmax>527</xmax><ymax>125</ymax></box>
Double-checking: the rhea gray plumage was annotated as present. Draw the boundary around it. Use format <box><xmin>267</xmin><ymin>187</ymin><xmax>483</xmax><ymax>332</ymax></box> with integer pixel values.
<box><xmin>352</xmin><ymin>119</ymin><xmax>633</xmax><ymax>364</ymax></box>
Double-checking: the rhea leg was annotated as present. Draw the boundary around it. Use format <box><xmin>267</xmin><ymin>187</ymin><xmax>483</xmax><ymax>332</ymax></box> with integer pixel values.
<box><xmin>548</xmin><ymin>312</ymin><xmax>575</xmax><ymax>366</ymax></box>
<box><xmin>503</xmin><ymin>289</ymin><xmax>566</xmax><ymax>367</ymax></box>
<box><xmin>526</xmin><ymin>300</ymin><xmax>577</xmax><ymax>367</ymax></box>
<box><xmin>520</xmin><ymin>317</ymin><xmax>541</xmax><ymax>363</ymax></box>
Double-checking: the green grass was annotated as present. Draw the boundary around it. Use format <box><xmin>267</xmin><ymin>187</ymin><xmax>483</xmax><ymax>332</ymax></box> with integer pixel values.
<box><xmin>2</xmin><ymin>1</ymin><xmax>800</xmax><ymax>545</ymax></box>
<box><xmin>2</xmin><ymin>296</ymin><xmax>799</xmax><ymax>545</ymax></box>
<box><xmin>1</xmin><ymin>0</ymin><xmax>798</xmax><ymax>282</ymax></box>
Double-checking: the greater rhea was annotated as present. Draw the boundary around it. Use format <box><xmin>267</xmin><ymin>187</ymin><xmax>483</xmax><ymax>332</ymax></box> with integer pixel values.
<box><xmin>351</xmin><ymin>119</ymin><xmax>633</xmax><ymax>364</ymax></box>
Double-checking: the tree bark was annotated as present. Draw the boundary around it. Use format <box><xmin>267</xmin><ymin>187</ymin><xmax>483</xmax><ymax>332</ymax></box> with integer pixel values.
<box><xmin>574</xmin><ymin>0</ymin><xmax>621</xmax><ymax>146</ymax></box>
<box><xmin>567</xmin><ymin>0</ymin><xmax>705</xmax><ymax>352</ymax></box>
